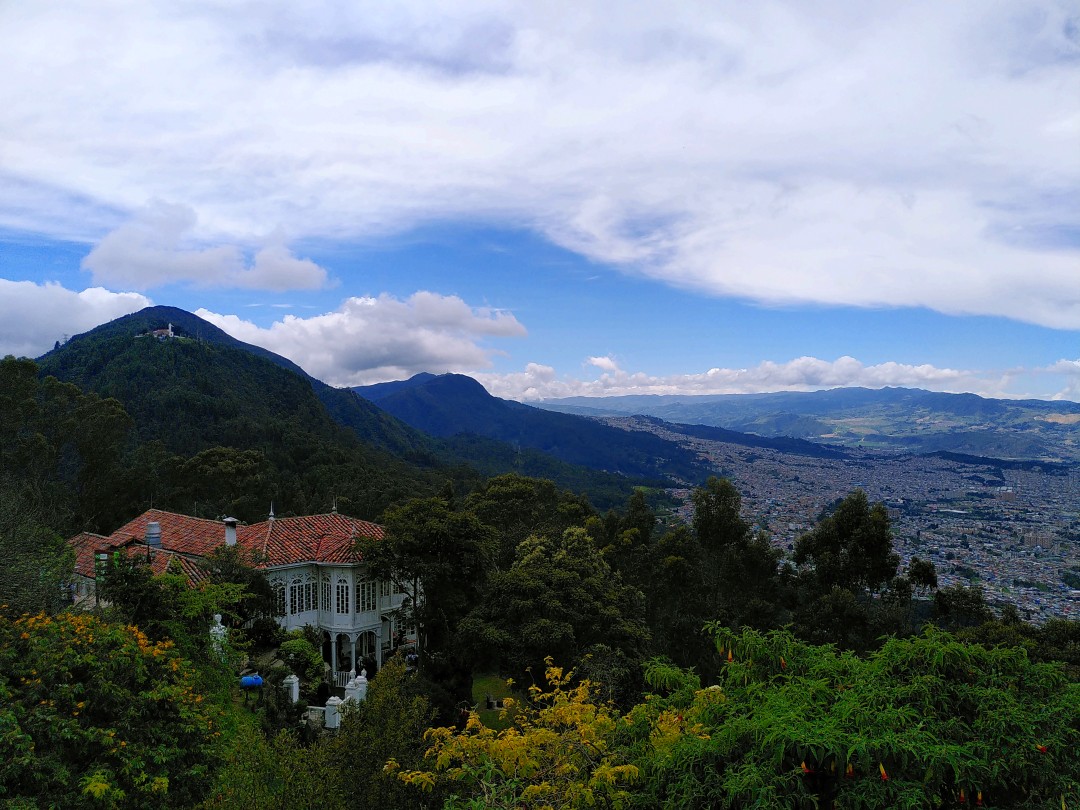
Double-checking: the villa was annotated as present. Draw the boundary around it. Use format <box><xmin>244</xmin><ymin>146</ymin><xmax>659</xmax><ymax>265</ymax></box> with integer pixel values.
<box><xmin>69</xmin><ymin>508</ymin><xmax>415</xmax><ymax>682</ymax></box>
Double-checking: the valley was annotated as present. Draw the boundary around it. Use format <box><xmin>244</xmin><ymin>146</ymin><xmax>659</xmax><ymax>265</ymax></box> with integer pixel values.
<box><xmin>612</xmin><ymin>416</ymin><xmax>1080</xmax><ymax>622</ymax></box>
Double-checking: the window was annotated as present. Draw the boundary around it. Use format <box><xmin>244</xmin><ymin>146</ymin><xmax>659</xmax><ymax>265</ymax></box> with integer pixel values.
<box><xmin>272</xmin><ymin>580</ymin><xmax>286</xmax><ymax>617</ymax></box>
<box><xmin>289</xmin><ymin>577</ymin><xmax>301</xmax><ymax>614</ymax></box>
<box><xmin>335</xmin><ymin>577</ymin><xmax>351</xmax><ymax>615</ymax></box>
<box><xmin>380</xmin><ymin>580</ymin><xmax>391</xmax><ymax>598</ymax></box>
<box><xmin>287</xmin><ymin>575</ymin><xmax>316</xmax><ymax>615</ymax></box>
<box><xmin>356</xmin><ymin>580</ymin><xmax>376</xmax><ymax>613</ymax></box>
<box><xmin>321</xmin><ymin>575</ymin><xmax>331</xmax><ymax>612</ymax></box>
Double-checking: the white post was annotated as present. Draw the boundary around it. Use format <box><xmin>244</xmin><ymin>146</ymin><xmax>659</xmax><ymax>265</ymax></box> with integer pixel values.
<box><xmin>344</xmin><ymin>675</ymin><xmax>359</xmax><ymax>704</ymax></box>
<box><xmin>283</xmin><ymin>674</ymin><xmax>300</xmax><ymax>704</ymax></box>
<box><xmin>356</xmin><ymin>669</ymin><xmax>368</xmax><ymax>702</ymax></box>
<box><xmin>349</xmin><ymin>634</ymin><xmax>357</xmax><ymax>677</ymax></box>
<box><xmin>324</xmin><ymin>696</ymin><xmax>342</xmax><ymax>729</ymax></box>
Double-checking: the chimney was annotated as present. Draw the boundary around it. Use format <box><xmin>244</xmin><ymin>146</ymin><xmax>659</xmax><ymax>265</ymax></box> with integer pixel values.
<box><xmin>223</xmin><ymin>516</ymin><xmax>238</xmax><ymax>547</ymax></box>
<box><xmin>145</xmin><ymin>522</ymin><xmax>161</xmax><ymax>549</ymax></box>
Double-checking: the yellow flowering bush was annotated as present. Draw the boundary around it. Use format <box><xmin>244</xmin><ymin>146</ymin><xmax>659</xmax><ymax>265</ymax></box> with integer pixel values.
<box><xmin>0</xmin><ymin>611</ymin><xmax>220</xmax><ymax>807</ymax></box>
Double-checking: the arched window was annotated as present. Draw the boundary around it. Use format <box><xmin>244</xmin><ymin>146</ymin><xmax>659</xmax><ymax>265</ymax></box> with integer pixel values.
<box><xmin>335</xmin><ymin>577</ymin><xmax>351</xmax><ymax>615</ymax></box>
<box><xmin>321</xmin><ymin>574</ymin><xmax>331</xmax><ymax>612</ymax></box>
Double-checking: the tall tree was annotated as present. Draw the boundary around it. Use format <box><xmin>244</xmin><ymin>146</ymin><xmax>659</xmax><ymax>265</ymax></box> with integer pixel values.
<box><xmin>464</xmin><ymin>474</ymin><xmax>593</xmax><ymax>569</ymax></box>
<box><xmin>459</xmin><ymin>527</ymin><xmax>650</xmax><ymax>689</ymax></box>
<box><xmin>794</xmin><ymin>489</ymin><xmax>898</xmax><ymax>596</ymax></box>
<box><xmin>359</xmin><ymin>496</ymin><xmax>495</xmax><ymax>700</ymax></box>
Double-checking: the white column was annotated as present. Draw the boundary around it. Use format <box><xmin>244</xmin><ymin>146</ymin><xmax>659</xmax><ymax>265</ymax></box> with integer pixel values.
<box><xmin>324</xmin><ymin>696</ymin><xmax>342</xmax><ymax>729</ymax></box>
<box><xmin>349</xmin><ymin>634</ymin><xmax>357</xmax><ymax>677</ymax></box>
<box><xmin>282</xmin><ymin>674</ymin><xmax>300</xmax><ymax>704</ymax></box>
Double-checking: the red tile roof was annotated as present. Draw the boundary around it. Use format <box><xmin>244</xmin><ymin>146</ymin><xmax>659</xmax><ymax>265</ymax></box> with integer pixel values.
<box><xmin>69</xmin><ymin>509</ymin><xmax>385</xmax><ymax>581</ymax></box>
<box><xmin>247</xmin><ymin>513</ymin><xmax>383</xmax><ymax>566</ymax></box>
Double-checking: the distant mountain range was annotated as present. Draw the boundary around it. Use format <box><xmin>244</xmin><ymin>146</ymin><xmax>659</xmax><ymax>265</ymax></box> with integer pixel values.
<box><xmin>537</xmin><ymin>387</ymin><xmax>1080</xmax><ymax>461</ymax></box>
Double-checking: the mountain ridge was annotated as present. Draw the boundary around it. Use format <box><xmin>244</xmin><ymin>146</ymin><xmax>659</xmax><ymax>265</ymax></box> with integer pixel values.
<box><xmin>536</xmin><ymin>386</ymin><xmax>1080</xmax><ymax>461</ymax></box>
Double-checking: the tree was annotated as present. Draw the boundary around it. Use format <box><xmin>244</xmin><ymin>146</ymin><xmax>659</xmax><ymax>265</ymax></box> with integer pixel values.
<box><xmin>359</xmin><ymin>496</ymin><xmax>495</xmax><ymax>712</ymax></box>
<box><xmin>792</xmin><ymin>489</ymin><xmax>903</xmax><ymax>649</ymax></box>
<box><xmin>934</xmin><ymin>583</ymin><xmax>994</xmax><ymax>630</ymax></box>
<box><xmin>0</xmin><ymin>612</ymin><xmax>221</xmax><ymax>807</ymax></box>
<box><xmin>394</xmin><ymin>660</ymin><xmax>636</xmax><ymax>809</ymax></box>
<box><xmin>794</xmin><ymin>489</ymin><xmax>899</xmax><ymax>596</ymax></box>
<box><xmin>459</xmin><ymin>527</ymin><xmax>650</xmax><ymax>689</ymax></box>
<box><xmin>464</xmin><ymin>474</ymin><xmax>593</xmax><ymax>570</ymax></box>
<box><xmin>908</xmin><ymin>555</ymin><xmax>938</xmax><ymax>595</ymax></box>
<box><xmin>200</xmin><ymin>723</ymin><xmax>345</xmax><ymax>809</ymax></box>
<box><xmin>645</xmin><ymin>479</ymin><xmax>785</xmax><ymax>675</ymax></box>
<box><xmin>0</xmin><ymin>474</ymin><xmax>73</xmax><ymax>617</ymax></box>
<box><xmin>329</xmin><ymin>655</ymin><xmax>441</xmax><ymax>810</ymax></box>
<box><xmin>99</xmin><ymin>554</ymin><xmax>246</xmax><ymax>664</ymax></box>
<box><xmin>361</xmin><ymin>497</ymin><xmax>495</xmax><ymax>662</ymax></box>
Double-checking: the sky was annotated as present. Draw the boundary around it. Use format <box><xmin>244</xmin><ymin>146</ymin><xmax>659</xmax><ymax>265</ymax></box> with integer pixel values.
<box><xmin>1</xmin><ymin>1</ymin><xmax>1079</xmax><ymax>401</ymax></box>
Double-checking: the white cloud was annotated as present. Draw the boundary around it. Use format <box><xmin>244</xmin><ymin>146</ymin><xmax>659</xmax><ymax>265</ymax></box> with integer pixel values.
<box><xmin>477</xmin><ymin>355</ymin><xmax>1016</xmax><ymax>401</ymax></box>
<box><xmin>81</xmin><ymin>202</ymin><xmax>328</xmax><ymax>291</ymax></box>
<box><xmin>196</xmin><ymin>292</ymin><xmax>526</xmax><ymax>386</ymax></box>
<box><xmin>587</xmin><ymin>355</ymin><xmax>620</xmax><ymax>372</ymax></box>
<box><xmin>1</xmin><ymin>2</ymin><xmax>1076</xmax><ymax>324</ymax></box>
<box><xmin>0</xmin><ymin>280</ymin><xmax>151</xmax><ymax>358</ymax></box>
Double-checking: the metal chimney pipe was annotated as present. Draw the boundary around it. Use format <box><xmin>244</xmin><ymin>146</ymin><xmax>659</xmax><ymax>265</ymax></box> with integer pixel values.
<box><xmin>223</xmin><ymin>517</ymin><xmax>238</xmax><ymax>547</ymax></box>
<box><xmin>145</xmin><ymin>522</ymin><xmax>161</xmax><ymax>548</ymax></box>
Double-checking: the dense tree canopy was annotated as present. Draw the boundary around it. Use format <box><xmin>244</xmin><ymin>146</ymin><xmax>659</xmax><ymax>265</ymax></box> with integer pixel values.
<box><xmin>459</xmin><ymin>527</ymin><xmax>650</xmax><ymax>689</ymax></box>
<box><xmin>0</xmin><ymin>612</ymin><xmax>222</xmax><ymax>808</ymax></box>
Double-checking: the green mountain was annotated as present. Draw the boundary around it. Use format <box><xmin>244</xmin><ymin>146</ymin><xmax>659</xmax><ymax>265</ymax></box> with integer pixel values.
<box><xmin>539</xmin><ymin>387</ymin><xmax>1080</xmax><ymax>461</ymax></box>
<box><xmin>36</xmin><ymin>307</ymin><xmax>652</xmax><ymax>513</ymax></box>
<box><xmin>35</xmin><ymin>307</ymin><xmax>460</xmax><ymax>521</ymax></box>
<box><xmin>356</xmin><ymin>373</ymin><xmax>712</xmax><ymax>483</ymax></box>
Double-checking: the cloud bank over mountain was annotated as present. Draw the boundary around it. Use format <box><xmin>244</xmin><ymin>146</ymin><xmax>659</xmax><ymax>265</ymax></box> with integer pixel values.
<box><xmin>195</xmin><ymin>292</ymin><xmax>526</xmax><ymax>386</ymax></box>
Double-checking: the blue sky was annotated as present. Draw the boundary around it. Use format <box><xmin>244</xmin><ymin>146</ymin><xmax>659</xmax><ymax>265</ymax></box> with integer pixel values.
<box><xmin>1</xmin><ymin>2</ymin><xmax>1078</xmax><ymax>400</ymax></box>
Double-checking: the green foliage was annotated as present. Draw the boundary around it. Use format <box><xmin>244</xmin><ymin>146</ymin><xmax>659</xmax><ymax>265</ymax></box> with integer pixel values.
<box><xmin>396</xmin><ymin>660</ymin><xmax>636</xmax><ymax>810</ymax></box>
<box><xmin>934</xmin><ymin>582</ymin><xmax>995</xmax><ymax>630</ymax></box>
<box><xmin>329</xmin><ymin>655</ymin><xmax>441</xmax><ymax>810</ymax></box>
<box><xmin>0</xmin><ymin>355</ymin><xmax>134</xmax><ymax>534</ymax></box>
<box><xmin>200</xmin><ymin>722</ymin><xmax>345</xmax><ymax>809</ymax></box>
<box><xmin>0</xmin><ymin>474</ymin><xmax>73</xmax><ymax>617</ymax></box>
<box><xmin>464</xmin><ymin>473</ymin><xmax>594</xmax><ymax>569</ymax></box>
<box><xmin>99</xmin><ymin>555</ymin><xmax>246</xmax><ymax>665</ymax></box>
<box><xmin>279</xmin><ymin>633</ymin><xmax>325</xmax><ymax>687</ymax></box>
<box><xmin>794</xmin><ymin>489</ymin><xmax>899</xmax><ymax>596</ymax></box>
<box><xmin>460</xmin><ymin>527</ymin><xmax>650</xmax><ymax>690</ymax></box>
<box><xmin>0</xmin><ymin>612</ymin><xmax>221</xmax><ymax>807</ymax></box>
<box><xmin>628</xmin><ymin>626</ymin><xmax>1080</xmax><ymax>808</ymax></box>
<box><xmin>646</xmin><ymin>478</ymin><xmax>786</xmax><ymax>675</ymax></box>
<box><xmin>365</xmin><ymin>497</ymin><xmax>496</xmax><ymax>660</ymax></box>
